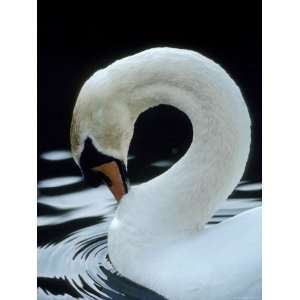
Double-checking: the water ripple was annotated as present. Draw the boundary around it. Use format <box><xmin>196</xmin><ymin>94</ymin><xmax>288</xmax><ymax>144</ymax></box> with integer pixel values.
<box><xmin>37</xmin><ymin>152</ymin><xmax>261</xmax><ymax>299</ymax></box>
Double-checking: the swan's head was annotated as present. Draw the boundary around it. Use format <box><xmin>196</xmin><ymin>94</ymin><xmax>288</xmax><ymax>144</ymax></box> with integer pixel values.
<box><xmin>70</xmin><ymin>76</ymin><xmax>135</xmax><ymax>201</ymax></box>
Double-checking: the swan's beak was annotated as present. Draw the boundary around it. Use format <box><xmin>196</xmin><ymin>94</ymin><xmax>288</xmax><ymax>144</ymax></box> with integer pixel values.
<box><xmin>92</xmin><ymin>161</ymin><xmax>128</xmax><ymax>201</ymax></box>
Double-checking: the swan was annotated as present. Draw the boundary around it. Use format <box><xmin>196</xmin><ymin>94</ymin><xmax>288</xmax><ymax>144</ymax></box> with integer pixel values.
<box><xmin>70</xmin><ymin>47</ymin><xmax>261</xmax><ymax>300</ymax></box>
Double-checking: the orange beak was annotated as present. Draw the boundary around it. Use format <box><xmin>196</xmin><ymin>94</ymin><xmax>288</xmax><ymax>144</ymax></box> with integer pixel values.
<box><xmin>92</xmin><ymin>161</ymin><xmax>127</xmax><ymax>201</ymax></box>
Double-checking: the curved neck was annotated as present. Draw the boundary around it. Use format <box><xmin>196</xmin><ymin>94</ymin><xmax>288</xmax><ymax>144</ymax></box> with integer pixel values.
<box><xmin>110</xmin><ymin>84</ymin><xmax>250</xmax><ymax>241</ymax></box>
<box><xmin>107</xmin><ymin>49</ymin><xmax>251</xmax><ymax>263</ymax></box>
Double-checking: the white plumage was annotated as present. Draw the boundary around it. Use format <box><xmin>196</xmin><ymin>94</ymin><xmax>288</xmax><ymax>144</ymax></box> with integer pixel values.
<box><xmin>71</xmin><ymin>48</ymin><xmax>261</xmax><ymax>300</ymax></box>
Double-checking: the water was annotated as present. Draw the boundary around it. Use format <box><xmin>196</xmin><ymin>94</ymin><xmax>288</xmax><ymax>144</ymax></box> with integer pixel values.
<box><xmin>38</xmin><ymin>150</ymin><xmax>262</xmax><ymax>299</ymax></box>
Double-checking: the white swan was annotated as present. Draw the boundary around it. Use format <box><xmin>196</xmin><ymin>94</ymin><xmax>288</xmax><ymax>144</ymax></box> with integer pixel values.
<box><xmin>70</xmin><ymin>48</ymin><xmax>261</xmax><ymax>300</ymax></box>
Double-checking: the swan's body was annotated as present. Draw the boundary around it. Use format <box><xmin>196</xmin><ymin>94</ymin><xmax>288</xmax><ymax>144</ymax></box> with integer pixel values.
<box><xmin>71</xmin><ymin>48</ymin><xmax>261</xmax><ymax>300</ymax></box>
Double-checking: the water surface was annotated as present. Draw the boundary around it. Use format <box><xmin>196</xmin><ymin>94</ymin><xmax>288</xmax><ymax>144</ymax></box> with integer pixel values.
<box><xmin>38</xmin><ymin>150</ymin><xmax>261</xmax><ymax>299</ymax></box>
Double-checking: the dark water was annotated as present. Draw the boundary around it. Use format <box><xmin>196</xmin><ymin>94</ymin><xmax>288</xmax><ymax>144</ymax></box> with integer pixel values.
<box><xmin>37</xmin><ymin>150</ymin><xmax>261</xmax><ymax>300</ymax></box>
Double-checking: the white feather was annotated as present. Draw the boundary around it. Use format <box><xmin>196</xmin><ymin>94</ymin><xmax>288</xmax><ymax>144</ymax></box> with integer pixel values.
<box><xmin>71</xmin><ymin>48</ymin><xmax>260</xmax><ymax>300</ymax></box>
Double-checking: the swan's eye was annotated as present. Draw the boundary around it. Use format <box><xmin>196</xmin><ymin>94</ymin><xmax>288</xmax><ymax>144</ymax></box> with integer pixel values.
<box><xmin>79</xmin><ymin>137</ymin><xmax>129</xmax><ymax>201</ymax></box>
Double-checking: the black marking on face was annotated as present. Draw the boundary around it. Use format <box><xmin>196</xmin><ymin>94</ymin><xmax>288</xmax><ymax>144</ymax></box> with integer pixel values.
<box><xmin>79</xmin><ymin>137</ymin><xmax>129</xmax><ymax>192</ymax></box>
<box><xmin>80</xmin><ymin>137</ymin><xmax>113</xmax><ymax>169</ymax></box>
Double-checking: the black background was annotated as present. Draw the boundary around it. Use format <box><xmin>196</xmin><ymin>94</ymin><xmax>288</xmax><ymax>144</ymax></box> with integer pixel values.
<box><xmin>38</xmin><ymin>2</ymin><xmax>261</xmax><ymax>181</ymax></box>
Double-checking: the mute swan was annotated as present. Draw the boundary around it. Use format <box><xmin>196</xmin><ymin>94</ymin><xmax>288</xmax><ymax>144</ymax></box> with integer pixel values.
<box><xmin>70</xmin><ymin>48</ymin><xmax>261</xmax><ymax>300</ymax></box>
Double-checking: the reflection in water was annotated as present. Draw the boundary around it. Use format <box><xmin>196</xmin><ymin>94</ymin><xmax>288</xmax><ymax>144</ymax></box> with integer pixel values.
<box><xmin>236</xmin><ymin>182</ymin><xmax>262</xmax><ymax>191</ymax></box>
<box><xmin>38</xmin><ymin>176</ymin><xmax>82</xmax><ymax>188</ymax></box>
<box><xmin>41</xmin><ymin>150</ymin><xmax>73</xmax><ymax>161</ymax></box>
<box><xmin>38</xmin><ymin>150</ymin><xmax>261</xmax><ymax>299</ymax></box>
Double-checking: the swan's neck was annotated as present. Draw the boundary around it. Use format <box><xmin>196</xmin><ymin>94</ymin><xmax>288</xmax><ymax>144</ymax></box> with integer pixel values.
<box><xmin>107</xmin><ymin>49</ymin><xmax>251</xmax><ymax>270</ymax></box>
<box><xmin>109</xmin><ymin>88</ymin><xmax>250</xmax><ymax>243</ymax></box>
